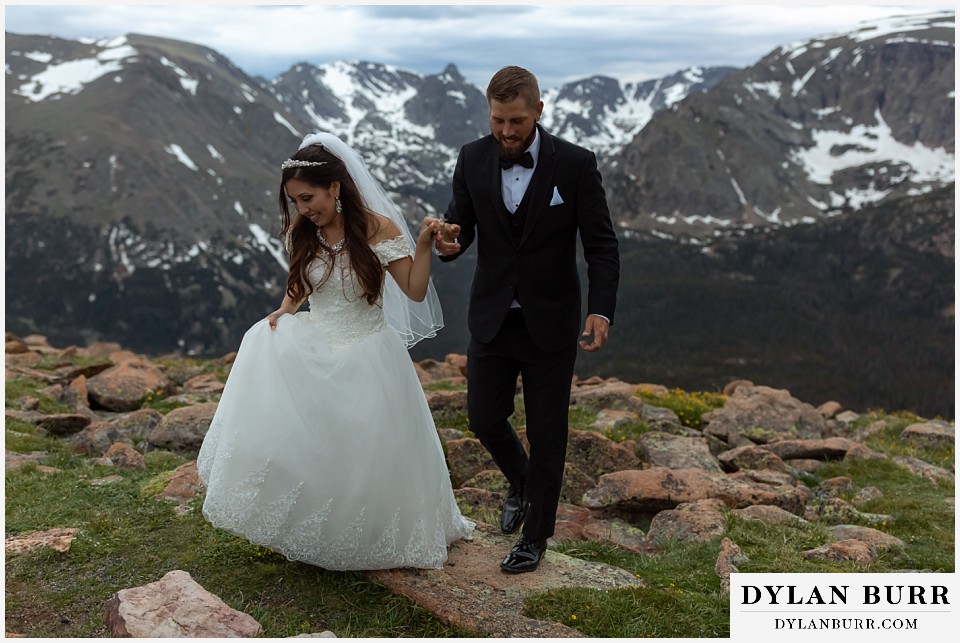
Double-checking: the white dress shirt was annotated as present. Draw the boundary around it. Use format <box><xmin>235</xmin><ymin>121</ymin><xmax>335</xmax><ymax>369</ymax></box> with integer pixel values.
<box><xmin>501</xmin><ymin>129</ymin><xmax>540</xmax><ymax>214</ymax></box>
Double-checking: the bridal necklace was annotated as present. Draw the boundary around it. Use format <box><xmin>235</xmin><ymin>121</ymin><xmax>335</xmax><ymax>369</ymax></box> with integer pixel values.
<box><xmin>317</xmin><ymin>227</ymin><xmax>347</xmax><ymax>252</ymax></box>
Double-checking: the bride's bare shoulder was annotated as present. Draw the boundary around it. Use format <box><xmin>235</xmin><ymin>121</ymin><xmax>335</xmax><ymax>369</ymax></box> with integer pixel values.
<box><xmin>369</xmin><ymin>213</ymin><xmax>402</xmax><ymax>244</ymax></box>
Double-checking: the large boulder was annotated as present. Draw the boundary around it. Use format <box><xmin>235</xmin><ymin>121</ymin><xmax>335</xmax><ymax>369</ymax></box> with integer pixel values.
<box><xmin>104</xmin><ymin>570</ymin><xmax>262</xmax><ymax>637</ymax></box>
<box><xmin>37</xmin><ymin>413</ymin><xmax>92</xmax><ymax>436</ymax></box>
<box><xmin>702</xmin><ymin>385</ymin><xmax>826</xmax><ymax>444</ymax></box>
<box><xmin>564</xmin><ymin>429</ymin><xmax>641</xmax><ymax>481</ymax></box>
<box><xmin>892</xmin><ymin>456</ymin><xmax>954</xmax><ymax>487</ymax></box>
<box><xmin>644</xmin><ymin>499</ymin><xmax>727</xmax><ymax>545</ymax></box>
<box><xmin>761</xmin><ymin>437</ymin><xmax>860</xmax><ymax>461</ymax></box>
<box><xmin>582</xmin><ymin>467</ymin><xmax>809</xmax><ymax>515</ymax></box>
<box><xmin>717</xmin><ymin>445</ymin><xmax>791</xmax><ymax>473</ymax></box>
<box><xmin>569</xmin><ymin>379</ymin><xmax>643</xmax><ymax>412</ymax></box>
<box><xmin>425</xmin><ymin>390</ymin><xmax>469</xmax><ymax>414</ymax></box>
<box><xmin>639</xmin><ymin>432</ymin><xmax>722</xmax><ymax>471</ymax></box>
<box><xmin>95</xmin><ymin>443</ymin><xmax>145</xmax><ymax>469</ymax></box>
<box><xmin>147</xmin><ymin>403</ymin><xmax>218</xmax><ymax>453</ymax></box>
<box><xmin>111</xmin><ymin>408</ymin><xmax>165</xmax><ymax>443</ymax></box>
<box><xmin>446</xmin><ymin>438</ymin><xmax>496</xmax><ymax>488</ymax></box>
<box><xmin>900</xmin><ymin>421</ymin><xmax>955</xmax><ymax>448</ymax></box>
<box><xmin>828</xmin><ymin>525</ymin><xmax>905</xmax><ymax>552</ymax></box>
<box><xmin>88</xmin><ymin>357</ymin><xmax>171</xmax><ymax>412</ymax></box>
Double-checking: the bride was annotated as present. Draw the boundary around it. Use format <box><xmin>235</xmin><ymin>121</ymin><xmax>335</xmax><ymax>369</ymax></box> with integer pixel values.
<box><xmin>197</xmin><ymin>132</ymin><xmax>474</xmax><ymax>570</ymax></box>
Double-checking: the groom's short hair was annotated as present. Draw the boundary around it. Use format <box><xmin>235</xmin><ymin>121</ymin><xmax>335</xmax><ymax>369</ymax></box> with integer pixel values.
<box><xmin>486</xmin><ymin>66</ymin><xmax>540</xmax><ymax>109</ymax></box>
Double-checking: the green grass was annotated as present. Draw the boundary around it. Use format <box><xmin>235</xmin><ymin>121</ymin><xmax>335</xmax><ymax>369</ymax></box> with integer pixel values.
<box><xmin>32</xmin><ymin>354</ymin><xmax>112</xmax><ymax>372</ymax></box>
<box><xmin>422</xmin><ymin>380</ymin><xmax>468</xmax><ymax>392</ymax></box>
<box><xmin>4</xmin><ymin>443</ymin><xmax>476</xmax><ymax>637</ymax></box>
<box><xmin>140</xmin><ymin>397</ymin><xmax>193</xmax><ymax>414</ymax></box>
<box><xmin>812</xmin><ymin>458</ymin><xmax>955</xmax><ymax>572</ymax></box>
<box><xmin>523</xmin><ymin>422</ymin><xmax>954</xmax><ymax>637</ymax></box>
<box><xmin>152</xmin><ymin>355</ymin><xmax>231</xmax><ymax>385</ymax></box>
<box><xmin>429</xmin><ymin>393</ymin><xmax>601</xmax><ymax>436</ymax></box>
<box><xmin>6</xmin><ymin>419</ymin><xmax>69</xmax><ymax>455</ymax></box>
<box><xmin>508</xmin><ymin>396</ymin><xmax>599</xmax><ymax>431</ymax></box>
<box><xmin>529</xmin><ymin>540</ymin><xmax>729</xmax><ymax>637</ymax></box>
<box><xmin>432</xmin><ymin>410</ymin><xmax>472</xmax><ymax>433</ymax></box>
<box><xmin>601</xmin><ymin>420</ymin><xmax>658</xmax><ymax>444</ymax></box>
<box><xmin>5</xmin><ymin>378</ymin><xmax>74</xmax><ymax>414</ymax></box>
<box><xmin>5</xmin><ymin>358</ymin><xmax>471</xmax><ymax>641</ymax></box>
<box><xmin>855</xmin><ymin>412</ymin><xmax>955</xmax><ymax>470</ymax></box>
<box><xmin>6</xmin><ymin>386</ymin><xmax>953</xmax><ymax>638</ymax></box>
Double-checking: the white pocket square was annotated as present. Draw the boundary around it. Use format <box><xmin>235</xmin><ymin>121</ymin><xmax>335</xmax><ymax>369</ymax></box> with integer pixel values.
<box><xmin>550</xmin><ymin>186</ymin><xmax>564</xmax><ymax>206</ymax></box>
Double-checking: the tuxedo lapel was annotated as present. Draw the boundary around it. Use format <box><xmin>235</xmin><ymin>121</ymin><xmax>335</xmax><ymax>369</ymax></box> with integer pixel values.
<box><xmin>485</xmin><ymin>142</ymin><xmax>517</xmax><ymax>244</ymax></box>
<box><xmin>519</xmin><ymin>125</ymin><xmax>557</xmax><ymax>247</ymax></box>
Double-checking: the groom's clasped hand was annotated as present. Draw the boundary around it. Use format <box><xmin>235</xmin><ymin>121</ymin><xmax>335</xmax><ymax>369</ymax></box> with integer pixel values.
<box><xmin>431</xmin><ymin>219</ymin><xmax>461</xmax><ymax>256</ymax></box>
<box><xmin>418</xmin><ymin>216</ymin><xmax>445</xmax><ymax>243</ymax></box>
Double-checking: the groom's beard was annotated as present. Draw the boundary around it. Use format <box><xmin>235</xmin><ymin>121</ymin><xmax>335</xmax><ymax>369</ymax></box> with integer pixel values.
<box><xmin>497</xmin><ymin>126</ymin><xmax>537</xmax><ymax>160</ymax></box>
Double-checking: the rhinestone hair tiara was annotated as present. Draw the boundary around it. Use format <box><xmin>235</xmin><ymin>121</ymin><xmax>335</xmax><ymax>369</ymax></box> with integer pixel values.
<box><xmin>281</xmin><ymin>159</ymin><xmax>328</xmax><ymax>170</ymax></box>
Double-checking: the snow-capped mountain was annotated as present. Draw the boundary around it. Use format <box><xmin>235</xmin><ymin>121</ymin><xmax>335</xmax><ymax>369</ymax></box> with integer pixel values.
<box><xmin>266</xmin><ymin>60</ymin><xmax>489</xmax><ymax>209</ymax></box>
<box><xmin>5</xmin><ymin>29</ymin><xmax>723</xmax><ymax>354</ymax></box>
<box><xmin>4</xmin><ymin>12</ymin><xmax>954</xmax><ymax>363</ymax></box>
<box><xmin>604</xmin><ymin>10</ymin><xmax>955</xmax><ymax>240</ymax></box>
<box><xmin>541</xmin><ymin>66</ymin><xmax>736</xmax><ymax>156</ymax></box>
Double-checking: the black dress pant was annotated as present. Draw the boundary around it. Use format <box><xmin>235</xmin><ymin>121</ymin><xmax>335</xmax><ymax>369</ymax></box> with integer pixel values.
<box><xmin>466</xmin><ymin>308</ymin><xmax>577</xmax><ymax>541</ymax></box>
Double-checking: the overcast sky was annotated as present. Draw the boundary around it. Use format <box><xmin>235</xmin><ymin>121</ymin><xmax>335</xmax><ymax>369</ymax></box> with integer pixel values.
<box><xmin>3</xmin><ymin>2</ymin><xmax>954</xmax><ymax>88</ymax></box>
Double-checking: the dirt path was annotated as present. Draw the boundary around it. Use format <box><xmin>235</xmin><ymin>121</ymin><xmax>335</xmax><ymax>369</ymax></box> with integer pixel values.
<box><xmin>369</xmin><ymin>523</ymin><xmax>643</xmax><ymax>637</ymax></box>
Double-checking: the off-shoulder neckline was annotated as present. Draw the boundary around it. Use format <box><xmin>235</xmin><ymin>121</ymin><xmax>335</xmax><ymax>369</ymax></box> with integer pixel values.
<box><xmin>371</xmin><ymin>234</ymin><xmax>407</xmax><ymax>247</ymax></box>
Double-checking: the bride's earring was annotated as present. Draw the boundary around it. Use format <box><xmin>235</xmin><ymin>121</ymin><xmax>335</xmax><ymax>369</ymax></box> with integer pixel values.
<box><xmin>335</xmin><ymin>196</ymin><xmax>343</xmax><ymax>214</ymax></box>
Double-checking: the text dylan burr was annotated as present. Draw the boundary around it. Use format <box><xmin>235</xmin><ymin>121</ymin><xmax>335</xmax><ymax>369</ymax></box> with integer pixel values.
<box><xmin>741</xmin><ymin>584</ymin><xmax>949</xmax><ymax>606</ymax></box>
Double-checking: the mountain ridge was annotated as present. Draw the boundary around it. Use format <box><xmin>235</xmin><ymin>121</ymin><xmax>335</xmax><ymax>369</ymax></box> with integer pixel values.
<box><xmin>5</xmin><ymin>14</ymin><xmax>954</xmax><ymax>417</ymax></box>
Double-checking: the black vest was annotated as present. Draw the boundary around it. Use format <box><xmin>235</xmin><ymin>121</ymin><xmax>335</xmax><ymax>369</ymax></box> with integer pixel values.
<box><xmin>496</xmin><ymin>183</ymin><xmax>535</xmax><ymax>304</ymax></box>
<box><xmin>498</xmin><ymin>184</ymin><xmax>534</xmax><ymax>246</ymax></box>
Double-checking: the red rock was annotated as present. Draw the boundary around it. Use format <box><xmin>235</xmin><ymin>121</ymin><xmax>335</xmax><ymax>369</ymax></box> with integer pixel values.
<box><xmin>159</xmin><ymin>461</ymin><xmax>203</xmax><ymax>504</ymax></box>
<box><xmin>583</xmin><ymin>467</ymin><xmax>809</xmax><ymax>515</ymax></box>
<box><xmin>147</xmin><ymin>402</ymin><xmax>218</xmax><ymax>452</ymax></box>
<box><xmin>801</xmin><ymin>539</ymin><xmax>876</xmax><ymax>564</ymax></box>
<box><xmin>715</xmin><ymin>537</ymin><xmax>749</xmax><ymax>594</ymax></box>
<box><xmin>5</xmin><ymin>528</ymin><xmax>81</xmax><ymax>554</ymax></box>
<box><xmin>88</xmin><ymin>358</ymin><xmax>171</xmax><ymax>412</ymax></box>
<box><xmin>96</xmin><ymin>443</ymin><xmax>145</xmax><ymax>469</ymax></box>
<box><xmin>104</xmin><ymin>570</ymin><xmax>262</xmax><ymax>637</ymax></box>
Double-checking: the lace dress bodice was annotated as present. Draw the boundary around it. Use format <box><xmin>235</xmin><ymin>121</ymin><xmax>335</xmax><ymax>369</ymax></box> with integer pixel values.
<box><xmin>305</xmin><ymin>235</ymin><xmax>412</xmax><ymax>349</ymax></box>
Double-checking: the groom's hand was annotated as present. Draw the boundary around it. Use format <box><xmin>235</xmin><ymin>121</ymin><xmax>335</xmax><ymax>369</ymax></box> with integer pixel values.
<box><xmin>434</xmin><ymin>221</ymin><xmax>461</xmax><ymax>256</ymax></box>
<box><xmin>579</xmin><ymin>314</ymin><xmax>610</xmax><ymax>352</ymax></box>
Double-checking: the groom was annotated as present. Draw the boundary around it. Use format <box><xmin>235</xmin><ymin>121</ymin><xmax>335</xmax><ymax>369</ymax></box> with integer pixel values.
<box><xmin>435</xmin><ymin>66</ymin><xmax>620</xmax><ymax>573</ymax></box>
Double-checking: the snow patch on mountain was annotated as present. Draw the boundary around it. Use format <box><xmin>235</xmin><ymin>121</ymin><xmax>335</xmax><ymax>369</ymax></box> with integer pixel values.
<box><xmin>274</xmin><ymin>111</ymin><xmax>300</xmax><ymax>137</ymax></box>
<box><xmin>779</xmin><ymin>10</ymin><xmax>953</xmax><ymax>57</ymax></box>
<box><xmin>12</xmin><ymin>38</ymin><xmax>138</xmax><ymax>101</ymax></box>
<box><xmin>164</xmin><ymin>144</ymin><xmax>199</xmax><ymax>171</ymax></box>
<box><xmin>248</xmin><ymin>223</ymin><xmax>288</xmax><ymax>270</ymax></box>
<box><xmin>791</xmin><ymin>108</ymin><xmax>955</xmax><ymax>190</ymax></box>
<box><xmin>160</xmin><ymin>56</ymin><xmax>198</xmax><ymax>95</ymax></box>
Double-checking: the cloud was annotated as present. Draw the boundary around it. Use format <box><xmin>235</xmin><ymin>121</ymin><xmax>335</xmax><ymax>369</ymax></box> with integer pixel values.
<box><xmin>3</xmin><ymin>3</ymin><xmax>953</xmax><ymax>88</ymax></box>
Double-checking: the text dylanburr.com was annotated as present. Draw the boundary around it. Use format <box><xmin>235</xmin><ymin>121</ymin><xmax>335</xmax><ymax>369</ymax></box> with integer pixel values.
<box><xmin>730</xmin><ymin>573</ymin><xmax>957</xmax><ymax>641</ymax></box>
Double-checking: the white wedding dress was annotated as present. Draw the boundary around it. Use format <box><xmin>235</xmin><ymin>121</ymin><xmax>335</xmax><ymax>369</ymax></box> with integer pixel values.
<box><xmin>197</xmin><ymin>235</ymin><xmax>474</xmax><ymax>570</ymax></box>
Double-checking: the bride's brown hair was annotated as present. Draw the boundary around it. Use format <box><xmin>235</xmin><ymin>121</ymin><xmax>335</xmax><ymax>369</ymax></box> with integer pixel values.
<box><xmin>278</xmin><ymin>144</ymin><xmax>384</xmax><ymax>305</ymax></box>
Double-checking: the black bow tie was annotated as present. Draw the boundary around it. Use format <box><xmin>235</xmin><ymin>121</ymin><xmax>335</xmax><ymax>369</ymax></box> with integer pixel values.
<box><xmin>499</xmin><ymin>151</ymin><xmax>534</xmax><ymax>170</ymax></box>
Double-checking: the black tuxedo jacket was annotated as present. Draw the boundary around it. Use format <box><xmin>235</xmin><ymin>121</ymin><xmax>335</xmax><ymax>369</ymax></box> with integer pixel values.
<box><xmin>441</xmin><ymin>125</ymin><xmax>620</xmax><ymax>353</ymax></box>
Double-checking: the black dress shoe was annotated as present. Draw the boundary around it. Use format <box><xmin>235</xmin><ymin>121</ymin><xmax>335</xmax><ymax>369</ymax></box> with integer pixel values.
<box><xmin>500</xmin><ymin>486</ymin><xmax>527</xmax><ymax>535</ymax></box>
<box><xmin>500</xmin><ymin>536</ymin><xmax>547</xmax><ymax>573</ymax></box>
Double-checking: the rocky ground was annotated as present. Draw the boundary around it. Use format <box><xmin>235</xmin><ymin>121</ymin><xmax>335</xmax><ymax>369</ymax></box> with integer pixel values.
<box><xmin>4</xmin><ymin>332</ymin><xmax>955</xmax><ymax>637</ymax></box>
